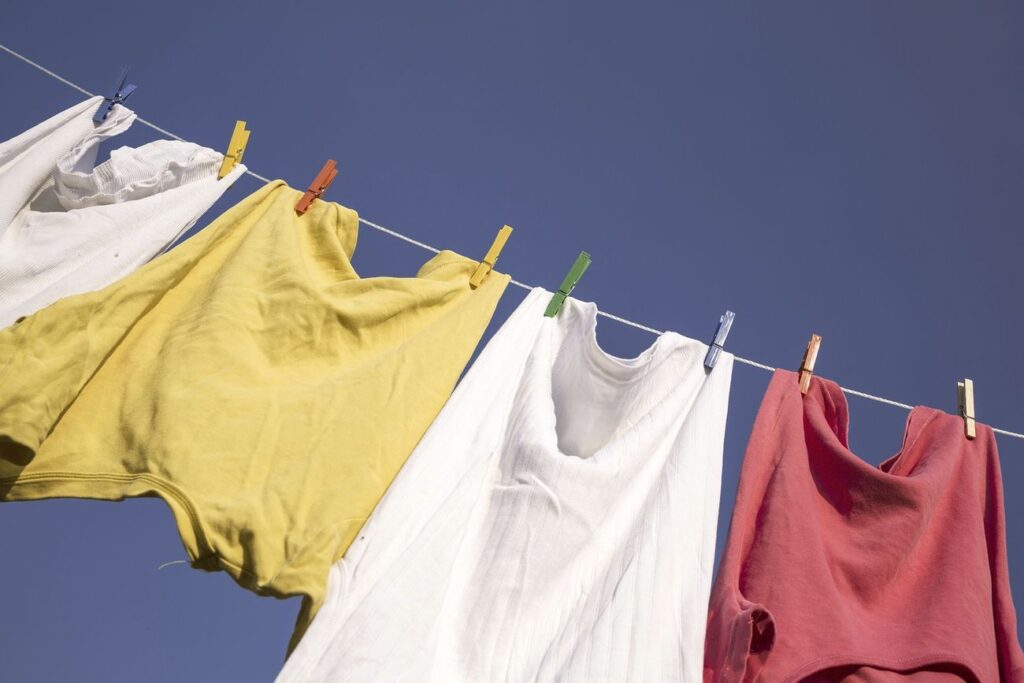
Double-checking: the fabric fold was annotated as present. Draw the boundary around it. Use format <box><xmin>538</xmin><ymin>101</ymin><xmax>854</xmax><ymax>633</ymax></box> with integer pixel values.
<box><xmin>277</xmin><ymin>290</ymin><xmax>734</xmax><ymax>682</ymax></box>
<box><xmin>0</xmin><ymin>180</ymin><xmax>509</xmax><ymax>652</ymax></box>
<box><xmin>0</xmin><ymin>97</ymin><xmax>245</xmax><ymax>328</ymax></box>
<box><xmin>704</xmin><ymin>369</ymin><xmax>1024</xmax><ymax>682</ymax></box>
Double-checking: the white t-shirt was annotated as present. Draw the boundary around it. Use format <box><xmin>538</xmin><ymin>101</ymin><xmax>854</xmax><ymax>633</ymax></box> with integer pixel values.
<box><xmin>277</xmin><ymin>288</ymin><xmax>734</xmax><ymax>683</ymax></box>
<box><xmin>0</xmin><ymin>96</ymin><xmax>246</xmax><ymax>328</ymax></box>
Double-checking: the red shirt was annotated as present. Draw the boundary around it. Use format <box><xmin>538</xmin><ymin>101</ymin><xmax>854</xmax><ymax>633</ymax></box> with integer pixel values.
<box><xmin>705</xmin><ymin>370</ymin><xmax>1024</xmax><ymax>682</ymax></box>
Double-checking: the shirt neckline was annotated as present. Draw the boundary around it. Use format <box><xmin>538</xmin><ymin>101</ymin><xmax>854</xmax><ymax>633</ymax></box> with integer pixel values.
<box><xmin>524</xmin><ymin>297</ymin><xmax>707</xmax><ymax>465</ymax></box>
<box><xmin>803</xmin><ymin>373</ymin><xmax>940</xmax><ymax>481</ymax></box>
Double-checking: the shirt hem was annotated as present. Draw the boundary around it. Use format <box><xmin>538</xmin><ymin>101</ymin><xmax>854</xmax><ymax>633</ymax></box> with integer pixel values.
<box><xmin>781</xmin><ymin>651</ymin><xmax>985</xmax><ymax>682</ymax></box>
<box><xmin>0</xmin><ymin>469</ymin><xmax>267</xmax><ymax>591</ymax></box>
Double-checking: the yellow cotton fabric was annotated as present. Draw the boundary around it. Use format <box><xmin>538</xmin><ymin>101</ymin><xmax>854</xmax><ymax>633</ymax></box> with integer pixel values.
<box><xmin>0</xmin><ymin>180</ymin><xmax>509</xmax><ymax>649</ymax></box>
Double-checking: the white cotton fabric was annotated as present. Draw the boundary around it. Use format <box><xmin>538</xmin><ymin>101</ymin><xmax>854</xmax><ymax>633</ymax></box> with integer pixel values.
<box><xmin>0</xmin><ymin>96</ymin><xmax>246</xmax><ymax>328</ymax></box>
<box><xmin>277</xmin><ymin>288</ymin><xmax>734</xmax><ymax>683</ymax></box>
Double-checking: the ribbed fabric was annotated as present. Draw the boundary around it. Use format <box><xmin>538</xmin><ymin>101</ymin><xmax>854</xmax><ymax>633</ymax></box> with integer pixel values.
<box><xmin>53</xmin><ymin>137</ymin><xmax>227</xmax><ymax>208</ymax></box>
<box><xmin>0</xmin><ymin>180</ymin><xmax>509</xmax><ymax>652</ymax></box>
<box><xmin>0</xmin><ymin>96</ymin><xmax>245</xmax><ymax>328</ymax></box>
<box><xmin>277</xmin><ymin>289</ymin><xmax>733</xmax><ymax>683</ymax></box>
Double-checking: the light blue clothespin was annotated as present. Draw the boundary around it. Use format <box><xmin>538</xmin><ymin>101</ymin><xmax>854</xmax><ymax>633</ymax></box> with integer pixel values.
<box><xmin>93</xmin><ymin>67</ymin><xmax>137</xmax><ymax>123</ymax></box>
<box><xmin>703</xmin><ymin>310</ymin><xmax>735</xmax><ymax>370</ymax></box>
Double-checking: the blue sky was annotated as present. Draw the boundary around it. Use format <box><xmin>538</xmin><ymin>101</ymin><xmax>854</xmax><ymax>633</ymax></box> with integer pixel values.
<box><xmin>1</xmin><ymin>2</ymin><xmax>1022</xmax><ymax>680</ymax></box>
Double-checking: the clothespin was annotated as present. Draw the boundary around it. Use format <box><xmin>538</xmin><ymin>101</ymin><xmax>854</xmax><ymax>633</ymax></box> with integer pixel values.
<box><xmin>470</xmin><ymin>225</ymin><xmax>513</xmax><ymax>289</ymax></box>
<box><xmin>295</xmin><ymin>160</ymin><xmax>339</xmax><ymax>215</ymax></box>
<box><xmin>544</xmin><ymin>251</ymin><xmax>591</xmax><ymax>318</ymax></box>
<box><xmin>957</xmin><ymin>378</ymin><xmax>976</xmax><ymax>440</ymax></box>
<box><xmin>218</xmin><ymin>121</ymin><xmax>251</xmax><ymax>179</ymax></box>
<box><xmin>798</xmin><ymin>334</ymin><xmax>822</xmax><ymax>395</ymax></box>
<box><xmin>93</xmin><ymin>67</ymin><xmax>137</xmax><ymax>123</ymax></box>
<box><xmin>704</xmin><ymin>310</ymin><xmax>736</xmax><ymax>370</ymax></box>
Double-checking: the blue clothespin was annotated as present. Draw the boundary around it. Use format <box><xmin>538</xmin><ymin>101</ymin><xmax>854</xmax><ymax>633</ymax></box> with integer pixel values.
<box><xmin>93</xmin><ymin>67</ymin><xmax>137</xmax><ymax>123</ymax></box>
<box><xmin>703</xmin><ymin>310</ymin><xmax>735</xmax><ymax>370</ymax></box>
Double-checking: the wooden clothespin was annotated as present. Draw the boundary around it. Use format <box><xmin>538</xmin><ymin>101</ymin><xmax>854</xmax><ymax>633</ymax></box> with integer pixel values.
<box><xmin>295</xmin><ymin>160</ymin><xmax>339</xmax><ymax>215</ymax></box>
<box><xmin>704</xmin><ymin>310</ymin><xmax>735</xmax><ymax>370</ymax></box>
<box><xmin>93</xmin><ymin>67</ymin><xmax>137</xmax><ymax>123</ymax></box>
<box><xmin>470</xmin><ymin>225</ymin><xmax>513</xmax><ymax>289</ymax></box>
<box><xmin>218</xmin><ymin>121</ymin><xmax>251</xmax><ymax>179</ymax></box>
<box><xmin>544</xmin><ymin>251</ymin><xmax>591</xmax><ymax>318</ymax></box>
<box><xmin>798</xmin><ymin>334</ymin><xmax>822</xmax><ymax>395</ymax></box>
<box><xmin>957</xmin><ymin>378</ymin><xmax>976</xmax><ymax>439</ymax></box>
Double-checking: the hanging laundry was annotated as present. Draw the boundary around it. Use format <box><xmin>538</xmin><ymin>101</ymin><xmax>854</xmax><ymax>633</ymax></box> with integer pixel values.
<box><xmin>277</xmin><ymin>288</ymin><xmax>734</xmax><ymax>683</ymax></box>
<box><xmin>705</xmin><ymin>370</ymin><xmax>1024</xmax><ymax>682</ymax></box>
<box><xmin>0</xmin><ymin>180</ymin><xmax>509</xmax><ymax>651</ymax></box>
<box><xmin>0</xmin><ymin>96</ymin><xmax>246</xmax><ymax>328</ymax></box>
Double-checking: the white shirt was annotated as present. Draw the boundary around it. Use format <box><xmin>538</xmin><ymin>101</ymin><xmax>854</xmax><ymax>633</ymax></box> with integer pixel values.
<box><xmin>277</xmin><ymin>288</ymin><xmax>734</xmax><ymax>683</ymax></box>
<box><xmin>0</xmin><ymin>96</ymin><xmax>245</xmax><ymax>328</ymax></box>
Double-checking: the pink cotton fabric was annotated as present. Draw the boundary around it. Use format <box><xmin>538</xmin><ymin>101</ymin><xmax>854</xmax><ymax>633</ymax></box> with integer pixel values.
<box><xmin>705</xmin><ymin>370</ymin><xmax>1024</xmax><ymax>682</ymax></box>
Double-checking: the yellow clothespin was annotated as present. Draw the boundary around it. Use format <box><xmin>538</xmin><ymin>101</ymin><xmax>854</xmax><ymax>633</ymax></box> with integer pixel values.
<box><xmin>957</xmin><ymin>378</ymin><xmax>976</xmax><ymax>439</ymax></box>
<box><xmin>798</xmin><ymin>334</ymin><xmax>822</xmax><ymax>395</ymax></box>
<box><xmin>218</xmin><ymin>120</ymin><xmax>251</xmax><ymax>179</ymax></box>
<box><xmin>470</xmin><ymin>225</ymin><xmax>513</xmax><ymax>289</ymax></box>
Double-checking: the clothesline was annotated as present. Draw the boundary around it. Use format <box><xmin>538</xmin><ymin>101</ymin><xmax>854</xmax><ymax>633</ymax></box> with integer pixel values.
<box><xmin>3</xmin><ymin>42</ymin><xmax>1022</xmax><ymax>441</ymax></box>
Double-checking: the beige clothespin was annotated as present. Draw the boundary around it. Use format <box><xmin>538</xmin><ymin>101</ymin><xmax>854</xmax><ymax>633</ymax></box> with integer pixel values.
<box><xmin>957</xmin><ymin>378</ymin><xmax>976</xmax><ymax>439</ymax></box>
<box><xmin>798</xmin><ymin>334</ymin><xmax>822</xmax><ymax>395</ymax></box>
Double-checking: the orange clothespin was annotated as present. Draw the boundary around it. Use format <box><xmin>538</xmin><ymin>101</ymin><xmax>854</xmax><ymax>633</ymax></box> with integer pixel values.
<box><xmin>798</xmin><ymin>334</ymin><xmax>822</xmax><ymax>395</ymax></box>
<box><xmin>295</xmin><ymin>160</ymin><xmax>339</xmax><ymax>215</ymax></box>
<box><xmin>957</xmin><ymin>378</ymin><xmax>976</xmax><ymax>439</ymax></box>
<box><xmin>470</xmin><ymin>225</ymin><xmax>513</xmax><ymax>289</ymax></box>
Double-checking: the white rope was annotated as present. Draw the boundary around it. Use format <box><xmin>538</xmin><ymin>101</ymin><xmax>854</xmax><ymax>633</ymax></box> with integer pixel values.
<box><xmin>156</xmin><ymin>559</ymin><xmax>189</xmax><ymax>570</ymax></box>
<box><xmin>0</xmin><ymin>43</ymin><xmax>94</xmax><ymax>97</ymax></box>
<box><xmin>2</xmin><ymin>42</ymin><xmax>1021</xmax><ymax>441</ymax></box>
<box><xmin>359</xmin><ymin>216</ymin><xmax>441</xmax><ymax>255</ymax></box>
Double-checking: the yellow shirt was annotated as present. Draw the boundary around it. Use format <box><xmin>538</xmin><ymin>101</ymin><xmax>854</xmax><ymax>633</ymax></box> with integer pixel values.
<box><xmin>0</xmin><ymin>180</ymin><xmax>509</xmax><ymax>649</ymax></box>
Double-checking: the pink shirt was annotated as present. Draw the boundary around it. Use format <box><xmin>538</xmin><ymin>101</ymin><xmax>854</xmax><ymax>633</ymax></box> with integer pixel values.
<box><xmin>705</xmin><ymin>370</ymin><xmax>1024</xmax><ymax>682</ymax></box>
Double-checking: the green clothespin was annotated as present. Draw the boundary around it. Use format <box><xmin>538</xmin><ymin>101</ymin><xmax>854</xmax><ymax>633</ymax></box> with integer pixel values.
<box><xmin>544</xmin><ymin>251</ymin><xmax>592</xmax><ymax>317</ymax></box>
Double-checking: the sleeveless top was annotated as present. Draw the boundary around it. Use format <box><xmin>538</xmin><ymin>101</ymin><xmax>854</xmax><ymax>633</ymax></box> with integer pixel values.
<box><xmin>278</xmin><ymin>289</ymin><xmax>733</xmax><ymax>682</ymax></box>
<box><xmin>0</xmin><ymin>96</ymin><xmax>245</xmax><ymax>328</ymax></box>
<box><xmin>705</xmin><ymin>370</ymin><xmax>1024</xmax><ymax>682</ymax></box>
<box><xmin>0</xmin><ymin>180</ymin><xmax>509</xmax><ymax>650</ymax></box>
